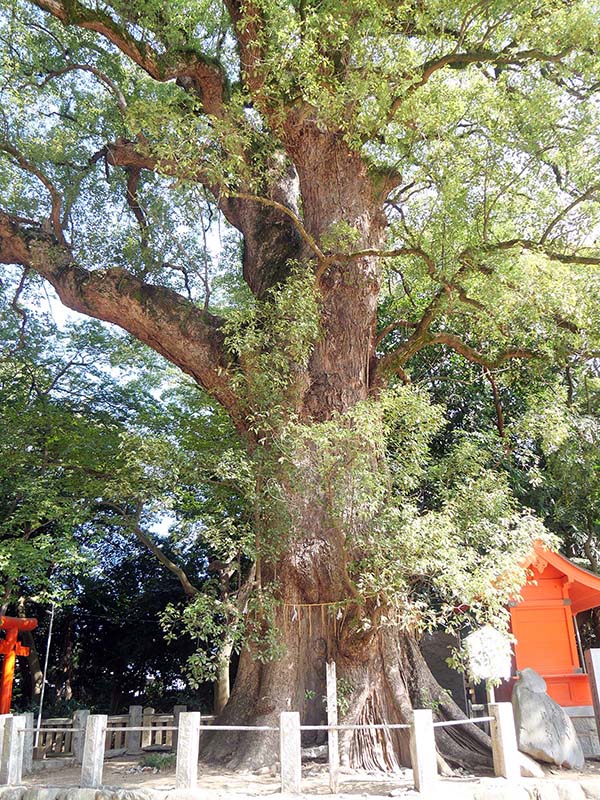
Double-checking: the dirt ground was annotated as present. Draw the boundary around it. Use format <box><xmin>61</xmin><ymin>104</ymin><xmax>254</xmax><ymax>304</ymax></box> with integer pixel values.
<box><xmin>24</xmin><ymin>755</ymin><xmax>600</xmax><ymax>798</ymax></box>
<box><xmin>27</xmin><ymin>756</ymin><xmax>414</xmax><ymax>795</ymax></box>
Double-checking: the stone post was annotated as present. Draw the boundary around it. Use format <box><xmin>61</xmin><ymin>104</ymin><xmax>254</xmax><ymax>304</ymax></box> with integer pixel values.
<box><xmin>175</xmin><ymin>712</ymin><xmax>201</xmax><ymax>789</ymax></box>
<box><xmin>0</xmin><ymin>715</ymin><xmax>11</xmax><ymax>769</ymax></box>
<box><xmin>172</xmin><ymin>705</ymin><xmax>187</xmax><ymax>752</ymax></box>
<box><xmin>279</xmin><ymin>712</ymin><xmax>301</xmax><ymax>795</ymax></box>
<box><xmin>22</xmin><ymin>712</ymin><xmax>34</xmax><ymax>775</ymax></box>
<box><xmin>585</xmin><ymin>649</ymin><xmax>600</xmax><ymax>741</ymax></box>
<box><xmin>489</xmin><ymin>702</ymin><xmax>520</xmax><ymax>781</ymax></box>
<box><xmin>80</xmin><ymin>714</ymin><xmax>107</xmax><ymax>789</ymax></box>
<box><xmin>141</xmin><ymin>707</ymin><xmax>155</xmax><ymax>749</ymax></box>
<box><xmin>409</xmin><ymin>709</ymin><xmax>437</xmax><ymax>794</ymax></box>
<box><xmin>125</xmin><ymin>706</ymin><xmax>143</xmax><ymax>755</ymax></box>
<box><xmin>326</xmin><ymin>662</ymin><xmax>340</xmax><ymax>793</ymax></box>
<box><xmin>0</xmin><ymin>715</ymin><xmax>26</xmax><ymax>785</ymax></box>
<box><xmin>73</xmin><ymin>710</ymin><xmax>90</xmax><ymax>765</ymax></box>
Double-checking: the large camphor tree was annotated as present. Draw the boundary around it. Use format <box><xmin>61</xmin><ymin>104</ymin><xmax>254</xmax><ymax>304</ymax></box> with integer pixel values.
<box><xmin>2</xmin><ymin>0</ymin><xmax>600</xmax><ymax>771</ymax></box>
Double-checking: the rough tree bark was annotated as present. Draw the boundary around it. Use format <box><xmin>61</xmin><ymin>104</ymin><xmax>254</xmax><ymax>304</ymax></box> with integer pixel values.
<box><xmin>21</xmin><ymin>631</ymin><xmax>43</xmax><ymax>704</ymax></box>
<box><xmin>201</xmin><ymin>133</ymin><xmax>491</xmax><ymax>771</ymax></box>
<box><xmin>0</xmin><ymin>161</ymin><xmax>492</xmax><ymax>776</ymax></box>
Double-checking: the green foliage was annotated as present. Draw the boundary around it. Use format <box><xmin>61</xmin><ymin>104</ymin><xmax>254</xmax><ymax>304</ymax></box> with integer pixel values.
<box><xmin>224</xmin><ymin>265</ymin><xmax>320</xmax><ymax>427</ymax></box>
<box><xmin>232</xmin><ymin>384</ymin><xmax>551</xmax><ymax>644</ymax></box>
<box><xmin>0</xmin><ymin>270</ymin><xmax>254</xmax><ymax>697</ymax></box>
<box><xmin>3</xmin><ymin>0</ymin><xmax>600</xmax><ymax>692</ymax></box>
<box><xmin>346</xmin><ymin>395</ymin><xmax>550</xmax><ymax>633</ymax></box>
<box><xmin>320</xmin><ymin>222</ymin><xmax>362</xmax><ymax>254</ymax></box>
<box><xmin>139</xmin><ymin>753</ymin><xmax>177</xmax><ymax>771</ymax></box>
<box><xmin>506</xmin><ymin>371</ymin><xmax>600</xmax><ymax>568</ymax></box>
<box><xmin>162</xmin><ymin>590</ymin><xmax>241</xmax><ymax>685</ymax></box>
<box><xmin>334</xmin><ymin>677</ymin><xmax>354</xmax><ymax>718</ymax></box>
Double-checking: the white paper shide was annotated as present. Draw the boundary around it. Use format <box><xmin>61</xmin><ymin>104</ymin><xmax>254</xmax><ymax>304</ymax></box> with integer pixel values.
<box><xmin>464</xmin><ymin>625</ymin><xmax>512</xmax><ymax>684</ymax></box>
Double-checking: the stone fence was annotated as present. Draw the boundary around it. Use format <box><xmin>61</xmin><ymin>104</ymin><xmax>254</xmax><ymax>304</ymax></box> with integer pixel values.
<box><xmin>0</xmin><ymin>703</ymin><xmax>520</xmax><ymax>796</ymax></box>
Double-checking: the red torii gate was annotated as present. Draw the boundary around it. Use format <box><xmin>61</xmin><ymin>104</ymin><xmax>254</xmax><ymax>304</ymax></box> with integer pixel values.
<box><xmin>0</xmin><ymin>616</ymin><xmax>38</xmax><ymax>714</ymax></box>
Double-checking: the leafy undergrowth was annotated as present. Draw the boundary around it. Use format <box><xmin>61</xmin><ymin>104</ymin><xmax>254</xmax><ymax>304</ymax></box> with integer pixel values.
<box><xmin>138</xmin><ymin>753</ymin><xmax>177</xmax><ymax>772</ymax></box>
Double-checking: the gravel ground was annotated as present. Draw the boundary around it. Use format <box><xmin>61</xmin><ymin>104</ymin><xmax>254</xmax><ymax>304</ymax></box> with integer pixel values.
<box><xmin>26</xmin><ymin>758</ymin><xmax>413</xmax><ymax>794</ymax></box>
<box><xmin>22</xmin><ymin>755</ymin><xmax>600</xmax><ymax>799</ymax></box>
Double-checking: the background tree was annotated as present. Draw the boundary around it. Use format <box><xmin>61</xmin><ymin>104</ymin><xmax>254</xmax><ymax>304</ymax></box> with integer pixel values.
<box><xmin>2</xmin><ymin>0</ymin><xmax>600</xmax><ymax>770</ymax></box>
<box><xmin>0</xmin><ymin>270</ymin><xmax>251</xmax><ymax>712</ymax></box>
<box><xmin>15</xmin><ymin>534</ymin><xmax>212</xmax><ymax>715</ymax></box>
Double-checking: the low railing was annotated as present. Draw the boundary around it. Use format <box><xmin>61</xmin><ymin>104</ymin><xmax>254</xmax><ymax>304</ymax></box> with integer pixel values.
<box><xmin>28</xmin><ymin>706</ymin><xmax>200</xmax><ymax>760</ymax></box>
<box><xmin>36</xmin><ymin>717</ymin><xmax>74</xmax><ymax>756</ymax></box>
<box><xmin>143</xmin><ymin>713</ymin><xmax>175</xmax><ymax>749</ymax></box>
<box><xmin>105</xmin><ymin>714</ymin><xmax>127</xmax><ymax>752</ymax></box>
<box><xmin>1</xmin><ymin>703</ymin><xmax>520</xmax><ymax>796</ymax></box>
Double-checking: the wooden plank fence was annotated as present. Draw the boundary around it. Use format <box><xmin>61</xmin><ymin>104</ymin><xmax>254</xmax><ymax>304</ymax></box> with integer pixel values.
<box><xmin>32</xmin><ymin>707</ymin><xmax>204</xmax><ymax>758</ymax></box>
<box><xmin>35</xmin><ymin>717</ymin><xmax>74</xmax><ymax>757</ymax></box>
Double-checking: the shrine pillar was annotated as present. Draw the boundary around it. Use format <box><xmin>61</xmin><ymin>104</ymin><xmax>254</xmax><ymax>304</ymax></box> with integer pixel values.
<box><xmin>0</xmin><ymin>618</ymin><xmax>38</xmax><ymax>715</ymax></box>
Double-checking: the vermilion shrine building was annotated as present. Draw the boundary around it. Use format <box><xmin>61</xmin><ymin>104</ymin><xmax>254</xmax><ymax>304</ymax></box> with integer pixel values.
<box><xmin>507</xmin><ymin>542</ymin><xmax>600</xmax><ymax>708</ymax></box>
<box><xmin>422</xmin><ymin>541</ymin><xmax>600</xmax><ymax>756</ymax></box>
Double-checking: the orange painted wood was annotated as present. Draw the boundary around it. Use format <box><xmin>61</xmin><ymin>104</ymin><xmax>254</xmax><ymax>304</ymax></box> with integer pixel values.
<box><xmin>509</xmin><ymin>544</ymin><xmax>600</xmax><ymax>707</ymax></box>
<box><xmin>0</xmin><ymin>616</ymin><xmax>38</xmax><ymax>714</ymax></box>
<box><xmin>0</xmin><ymin>617</ymin><xmax>37</xmax><ymax>632</ymax></box>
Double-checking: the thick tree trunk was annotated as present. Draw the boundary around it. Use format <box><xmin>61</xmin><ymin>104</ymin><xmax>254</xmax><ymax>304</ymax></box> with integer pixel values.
<box><xmin>22</xmin><ymin>631</ymin><xmax>44</xmax><ymax>704</ymax></box>
<box><xmin>205</xmin><ymin>594</ymin><xmax>491</xmax><ymax>771</ymax></box>
<box><xmin>203</xmin><ymin>140</ymin><xmax>492</xmax><ymax>772</ymax></box>
<box><xmin>202</xmin><ymin>375</ymin><xmax>490</xmax><ymax>771</ymax></box>
<box><xmin>57</xmin><ymin>616</ymin><xmax>74</xmax><ymax>701</ymax></box>
<box><xmin>0</xmin><ymin>111</ymin><xmax>491</xmax><ymax>770</ymax></box>
<box><xmin>17</xmin><ymin>599</ymin><xmax>43</xmax><ymax>703</ymax></box>
<box><xmin>213</xmin><ymin>639</ymin><xmax>233</xmax><ymax>715</ymax></box>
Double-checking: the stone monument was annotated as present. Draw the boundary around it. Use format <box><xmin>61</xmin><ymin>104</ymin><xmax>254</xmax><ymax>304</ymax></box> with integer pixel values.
<box><xmin>512</xmin><ymin>667</ymin><xmax>584</xmax><ymax>769</ymax></box>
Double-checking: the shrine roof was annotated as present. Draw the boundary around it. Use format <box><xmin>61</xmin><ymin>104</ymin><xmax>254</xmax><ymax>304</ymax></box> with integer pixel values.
<box><xmin>523</xmin><ymin>542</ymin><xmax>600</xmax><ymax>615</ymax></box>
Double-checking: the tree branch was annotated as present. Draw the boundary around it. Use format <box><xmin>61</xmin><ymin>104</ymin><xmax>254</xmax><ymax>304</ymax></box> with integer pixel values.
<box><xmin>0</xmin><ymin>140</ymin><xmax>66</xmax><ymax>245</ymax></box>
<box><xmin>374</xmin><ymin>319</ymin><xmax>418</xmax><ymax>347</ymax></box>
<box><xmin>224</xmin><ymin>0</ymin><xmax>266</xmax><ymax>97</ymax></box>
<box><xmin>375</xmin><ymin>316</ymin><xmax>533</xmax><ymax>384</ymax></box>
<box><xmin>9</xmin><ymin>267</ymin><xmax>30</xmax><ymax>350</ymax></box>
<box><xmin>540</xmin><ymin>184</ymin><xmax>600</xmax><ymax>244</ymax></box>
<box><xmin>0</xmin><ymin>211</ymin><xmax>249</xmax><ymax>433</ymax></box>
<box><xmin>388</xmin><ymin>45</ymin><xmax>572</xmax><ymax>120</ymax></box>
<box><xmin>30</xmin><ymin>0</ymin><xmax>226</xmax><ymax>115</ymax></box>
<box><xmin>373</xmin><ymin>230</ymin><xmax>599</xmax><ymax>387</ymax></box>
<box><xmin>328</xmin><ymin>245</ymin><xmax>436</xmax><ymax>277</ymax></box>
<box><xmin>425</xmin><ymin>333</ymin><xmax>533</xmax><ymax>369</ymax></box>
<box><xmin>483</xmin><ymin>367</ymin><xmax>508</xmax><ymax>440</ymax></box>
<box><xmin>39</xmin><ymin>63</ymin><xmax>128</xmax><ymax>113</ymax></box>
<box><xmin>99</xmin><ymin>139</ymin><xmax>309</xmax><ymax>298</ymax></box>
<box><xmin>124</xmin><ymin>167</ymin><xmax>150</xmax><ymax>256</ymax></box>
<box><xmin>99</xmin><ymin>502</ymin><xmax>200</xmax><ymax>599</ymax></box>
<box><xmin>461</xmin><ymin>238</ymin><xmax>600</xmax><ymax>267</ymax></box>
<box><xmin>132</xmin><ymin>521</ymin><xmax>200</xmax><ymax>600</ymax></box>
<box><xmin>230</xmin><ymin>191</ymin><xmax>325</xmax><ymax>263</ymax></box>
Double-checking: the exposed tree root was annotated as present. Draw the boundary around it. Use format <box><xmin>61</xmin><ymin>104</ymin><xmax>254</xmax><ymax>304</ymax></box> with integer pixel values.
<box><xmin>202</xmin><ymin>619</ymin><xmax>492</xmax><ymax>773</ymax></box>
